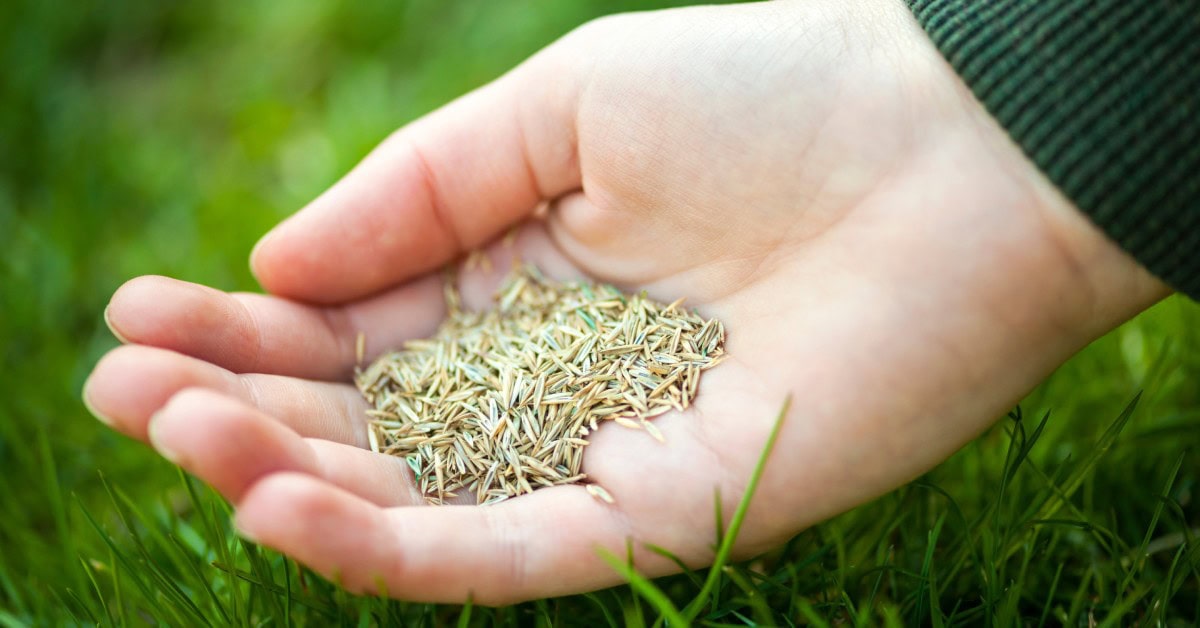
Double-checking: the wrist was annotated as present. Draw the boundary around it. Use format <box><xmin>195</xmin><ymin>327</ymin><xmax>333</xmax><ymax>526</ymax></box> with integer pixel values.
<box><xmin>890</xmin><ymin>0</ymin><xmax>1171</xmax><ymax>346</ymax></box>
<box><xmin>1014</xmin><ymin>141</ymin><xmax>1172</xmax><ymax>335</ymax></box>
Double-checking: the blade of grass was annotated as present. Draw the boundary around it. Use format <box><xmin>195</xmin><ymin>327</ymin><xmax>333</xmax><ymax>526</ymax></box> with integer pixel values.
<box><xmin>536</xmin><ymin>598</ymin><xmax>555</xmax><ymax>627</ymax></box>
<box><xmin>1150</xmin><ymin>544</ymin><xmax>1188</xmax><ymax>625</ymax></box>
<box><xmin>1003</xmin><ymin>409</ymin><xmax>1050</xmax><ymax>487</ymax></box>
<box><xmin>1036</xmin><ymin>562</ymin><xmax>1065</xmax><ymax>628</ymax></box>
<box><xmin>1064</xmin><ymin>566</ymin><xmax>1095</xmax><ymax>626</ymax></box>
<box><xmin>99</xmin><ymin>479</ymin><xmax>212</xmax><ymax>625</ymax></box>
<box><xmin>1005</xmin><ymin>394</ymin><xmax>1140</xmax><ymax>561</ymax></box>
<box><xmin>1097</xmin><ymin>582</ymin><xmax>1153</xmax><ymax>628</ymax></box>
<box><xmin>116</xmin><ymin>488</ymin><xmax>228</xmax><ymax>618</ymax></box>
<box><xmin>457</xmin><ymin>596</ymin><xmax>474</xmax><ymax>628</ymax></box>
<box><xmin>879</xmin><ymin>603</ymin><xmax>906</xmax><ymax>628</ymax></box>
<box><xmin>36</xmin><ymin>423</ymin><xmax>82</xmax><ymax>597</ymax></box>
<box><xmin>720</xmin><ymin>565</ymin><xmax>773</xmax><ymax>625</ymax></box>
<box><xmin>180</xmin><ymin>469</ymin><xmax>243</xmax><ymax>621</ymax></box>
<box><xmin>1023</xmin><ymin>394</ymin><xmax>1139</xmax><ymax>526</ymax></box>
<box><xmin>598</xmin><ymin>548</ymin><xmax>686</xmax><ymax>627</ymax></box>
<box><xmin>863</xmin><ymin>544</ymin><xmax>891</xmax><ymax>620</ymax></box>
<box><xmin>910</xmin><ymin>513</ymin><xmax>945</xmax><ymax>627</ymax></box>
<box><xmin>76</xmin><ymin>494</ymin><xmax>176</xmax><ymax>623</ymax></box>
<box><xmin>913</xmin><ymin>480</ymin><xmax>984</xmax><ymax>596</ymax></box>
<box><xmin>0</xmin><ymin>610</ymin><xmax>29</xmax><ymax>628</ymax></box>
<box><xmin>169</xmin><ymin>535</ymin><xmax>232</xmax><ymax>626</ymax></box>
<box><xmin>796</xmin><ymin>598</ymin><xmax>831</xmax><ymax>628</ymax></box>
<box><xmin>626</xmin><ymin>539</ymin><xmax>644</xmax><ymax>622</ymax></box>
<box><xmin>63</xmin><ymin>589</ymin><xmax>100</xmax><ymax>625</ymax></box>
<box><xmin>1119</xmin><ymin>452</ymin><xmax>1184</xmax><ymax>593</ymax></box>
<box><xmin>77</xmin><ymin>554</ymin><xmax>110</xmax><ymax>623</ymax></box>
<box><xmin>583</xmin><ymin>592</ymin><xmax>621</xmax><ymax>628</ymax></box>
<box><xmin>622</xmin><ymin>591</ymin><xmax>647</xmax><ymax>628</ymax></box>
<box><xmin>712</xmin><ymin>487</ymin><xmax>724</xmax><ymax>552</ymax></box>
<box><xmin>1164</xmin><ymin>524</ymin><xmax>1200</xmax><ymax>601</ymax></box>
<box><xmin>284</xmin><ymin>557</ymin><xmax>294</xmax><ymax>628</ymax></box>
<box><xmin>110</xmin><ymin>545</ymin><xmax>126</xmax><ymax>627</ymax></box>
<box><xmin>645</xmin><ymin>544</ymin><xmax>702</xmax><ymax>589</ymax></box>
<box><xmin>241</xmin><ymin>536</ymin><xmax>287</xmax><ymax>621</ymax></box>
<box><xmin>209</xmin><ymin>562</ymin><xmax>338</xmax><ymax>616</ymax></box>
<box><xmin>0</xmin><ymin>558</ymin><xmax>25</xmax><ymax>618</ymax></box>
<box><xmin>684</xmin><ymin>395</ymin><xmax>790</xmax><ymax>622</ymax></box>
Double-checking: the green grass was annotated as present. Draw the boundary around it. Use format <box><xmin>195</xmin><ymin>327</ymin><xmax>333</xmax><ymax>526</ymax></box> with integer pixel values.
<box><xmin>3</xmin><ymin>0</ymin><xmax>1200</xmax><ymax>625</ymax></box>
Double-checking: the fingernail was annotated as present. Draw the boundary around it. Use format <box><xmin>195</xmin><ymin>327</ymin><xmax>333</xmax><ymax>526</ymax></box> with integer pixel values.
<box><xmin>81</xmin><ymin>383</ymin><xmax>114</xmax><ymax>427</ymax></box>
<box><xmin>249</xmin><ymin>230</ymin><xmax>276</xmax><ymax>284</ymax></box>
<box><xmin>103</xmin><ymin>305</ymin><xmax>131</xmax><ymax>344</ymax></box>
<box><xmin>233</xmin><ymin>515</ymin><xmax>260</xmax><ymax>544</ymax></box>
<box><xmin>147</xmin><ymin>412</ymin><xmax>182</xmax><ymax>465</ymax></box>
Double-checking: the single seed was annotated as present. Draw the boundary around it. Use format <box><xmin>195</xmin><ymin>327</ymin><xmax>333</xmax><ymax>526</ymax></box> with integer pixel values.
<box><xmin>613</xmin><ymin>416</ymin><xmax>642</xmax><ymax>430</ymax></box>
<box><xmin>586</xmin><ymin>484</ymin><xmax>616</xmax><ymax>504</ymax></box>
<box><xmin>642</xmin><ymin>419</ymin><xmax>666</xmax><ymax>443</ymax></box>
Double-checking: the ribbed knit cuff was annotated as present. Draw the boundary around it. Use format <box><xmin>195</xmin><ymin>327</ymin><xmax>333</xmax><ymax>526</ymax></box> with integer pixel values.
<box><xmin>906</xmin><ymin>0</ymin><xmax>1199</xmax><ymax>299</ymax></box>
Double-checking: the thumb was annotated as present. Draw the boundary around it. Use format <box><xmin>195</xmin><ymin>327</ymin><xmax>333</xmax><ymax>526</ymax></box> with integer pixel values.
<box><xmin>250</xmin><ymin>34</ymin><xmax>589</xmax><ymax>304</ymax></box>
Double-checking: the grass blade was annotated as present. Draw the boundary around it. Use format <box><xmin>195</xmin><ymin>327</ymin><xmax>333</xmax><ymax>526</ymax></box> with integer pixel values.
<box><xmin>795</xmin><ymin>599</ymin><xmax>831</xmax><ymax>628</ymax></box>
<box><xmin>644</xmin><ymin>544</ymin><xmax>702</xmax><ymax>589</ymax></box>
<box><xmin>76</xmin><ymin>494</ymin><xmax>174</xmax><ymax>622</ymax></box>
<box><xmin>1036</xmin><ymin>562</ymin><xmax>1065</xmax><ymax>628</ymax></box>
<box><xmin>77</xmin><ymin>554</ymin><xmax>110</xmax><ymax>623</ymax></box>
<box><xmin>1005</xmin><ymin>394</ymin><xmax>1140</xmax><ymax>560</ymax></box>
<box><xmin>457</xmin><ymin>596</ymin><xmax>473</xmax><ymax>628</ymax></box>
<box><xmin>1119</xmin><ymin>451</ymin><xmax>1184</xmax><ymax>594</ymax></box>
<box><xmin>720</xmin><ymin>565</ymin><xmax>773</xmax><ymax>625</ymax></box>
<box><xmin>685</xmin><ymin>395</ymin><xmax>790</xmax><ymax>621</ymax></box>
<box><xmin>598</xmin><ymin>548</ymin><xmax>686</xmax><ymax>627</ymax></box>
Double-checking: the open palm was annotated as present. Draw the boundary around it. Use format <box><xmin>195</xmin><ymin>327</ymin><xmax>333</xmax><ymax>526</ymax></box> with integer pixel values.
<box><xmin>84</xmin><ymin>0</ymin><xmax>1164</xmax><ymax>604</ymax></box>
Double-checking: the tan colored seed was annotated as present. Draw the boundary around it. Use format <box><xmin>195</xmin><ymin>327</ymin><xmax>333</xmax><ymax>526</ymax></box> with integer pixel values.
<box><xmin>641</xmin><ymin>419</ymin><xmax>666</xmax><ymax>443</ymax></box>
<box><xmin>586</xmin><ymin>484</ymin><xmax>616</xmax><ymax>504</ymax></box>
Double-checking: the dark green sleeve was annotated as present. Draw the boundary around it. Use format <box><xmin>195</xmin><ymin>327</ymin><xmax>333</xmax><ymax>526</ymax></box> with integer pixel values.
<box><xmin>905</xmin><ymin>0</ymin><xmax>1199</xmax><ymax>299</ymax></box>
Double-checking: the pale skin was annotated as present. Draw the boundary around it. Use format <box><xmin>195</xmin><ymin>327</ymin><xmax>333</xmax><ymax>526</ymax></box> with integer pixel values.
<box><xmin>83</xmin><ymin>0</ymin><xmax>1168</xmax><ymax>605</ymax></box>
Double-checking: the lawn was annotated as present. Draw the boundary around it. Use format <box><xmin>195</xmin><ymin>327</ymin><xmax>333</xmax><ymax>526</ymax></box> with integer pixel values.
<box><xmin>2</xmin><ymin>1</ymin><xmax>1198</xmax><ymax>625</ymax></box>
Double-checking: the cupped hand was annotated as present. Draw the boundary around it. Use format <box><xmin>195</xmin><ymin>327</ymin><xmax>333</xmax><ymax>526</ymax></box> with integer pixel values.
<box><xmin>83</xmin><ymin>0</ymin><xmax>1167</xmax><ymax>605</ymax></box>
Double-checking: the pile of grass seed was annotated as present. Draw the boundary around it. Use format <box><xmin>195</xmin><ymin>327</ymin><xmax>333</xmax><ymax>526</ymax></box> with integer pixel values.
<box><xmin>355</xmin><ymin>263</ymin><xmax>726</xmax><ymax>505</ymax></box>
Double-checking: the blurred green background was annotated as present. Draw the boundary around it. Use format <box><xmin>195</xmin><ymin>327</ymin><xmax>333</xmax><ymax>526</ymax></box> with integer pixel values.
<box><xmin>2</xmin><ymin>0</ymin><xmax>1198</xmax><ymax>625</ymax></box>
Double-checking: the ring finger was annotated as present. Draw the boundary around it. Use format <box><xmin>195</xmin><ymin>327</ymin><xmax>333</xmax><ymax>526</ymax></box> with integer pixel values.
<box><xmin>84</xmin><ymin>344</ymin><xmax>370</xmax><ymax>446</ymax></box>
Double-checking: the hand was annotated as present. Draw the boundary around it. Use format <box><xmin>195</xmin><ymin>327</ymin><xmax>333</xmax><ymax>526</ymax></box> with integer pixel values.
<box><xmin>83</xmin><ymin>0</ymin><xmax>1168</xmax><ymax>604</ymax></box>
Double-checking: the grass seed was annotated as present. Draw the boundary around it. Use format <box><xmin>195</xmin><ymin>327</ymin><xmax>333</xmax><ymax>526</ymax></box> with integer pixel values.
<box><xmin>355</xmin><ymin>262</ymin><xmax>726</xmax><ymax>505</ymax></box>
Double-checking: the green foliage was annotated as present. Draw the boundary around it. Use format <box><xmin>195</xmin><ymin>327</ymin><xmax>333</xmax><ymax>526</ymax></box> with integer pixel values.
<box><xmin>2</xmin><ymin>0</ymin><xmax>1199</xmax><ymax>625</ymax></box>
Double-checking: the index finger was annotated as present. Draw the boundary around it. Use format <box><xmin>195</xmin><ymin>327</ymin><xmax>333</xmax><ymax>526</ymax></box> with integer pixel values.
<box><xmin>251</xmin><ymin>35</ymin><xmax>588</xmax><ymax>304</ymax></box>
